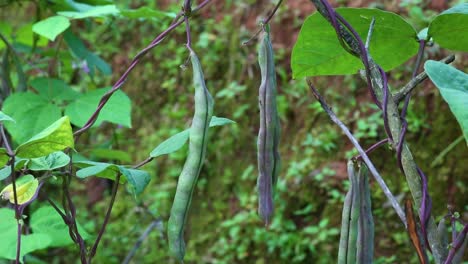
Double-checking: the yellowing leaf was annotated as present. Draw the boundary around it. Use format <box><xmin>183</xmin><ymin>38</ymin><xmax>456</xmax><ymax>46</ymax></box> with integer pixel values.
<box><xmin>15</xmin><ymin>116</ymin><xmax>74</xmax><ymax>159</ymax></box>
<box><xmin>0</xmin><ymin>175</ymin><xmax>38</xmax><ymax>204</ymax></box>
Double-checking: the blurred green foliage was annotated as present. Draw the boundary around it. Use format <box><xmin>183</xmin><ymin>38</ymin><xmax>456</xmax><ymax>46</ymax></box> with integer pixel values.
<box><xmin>0</xmin><ymin>0</ymin><xmax>467</xmax><ymax>263</ymax></box>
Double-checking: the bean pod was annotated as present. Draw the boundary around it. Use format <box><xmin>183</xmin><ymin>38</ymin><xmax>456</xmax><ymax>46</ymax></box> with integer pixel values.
<box><xmin>257</xmin><ymin>25</ymin><xmax>281</xmax><ymax>226</ymax></box>
<box><xmin>338</xmin><ymin>161</ymin><xmax>374</xmax><ymax>264</ymax></box>
<box><xmin>168</xmin><ymin>51</ymin><xmax>214</xmax><ymax>262</ymax></box>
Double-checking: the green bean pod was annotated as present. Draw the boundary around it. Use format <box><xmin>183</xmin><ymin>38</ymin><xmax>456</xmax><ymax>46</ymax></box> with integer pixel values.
<box><xmin>356</xmin><ymin>164</ymin><xmax>374</xmax><ymax>264</ymax></box>
<box><xmin>338</xmin><ymin>161</ymin><xmax>355</xmax><ymax>264</ymax></box>
<box><xmin>257</xmin><ymin>25</ymin><xmax>281</xmax><ymax>226</ymax></box>
<box><xmin>168</xmin><ymin>51</ymin><xmax>214</xmax><ymax>262</ymax></box>
<box><xmin>346</xmin><ymin>162</ymin><xmax>360</xmax><ymax>264</ymax></box>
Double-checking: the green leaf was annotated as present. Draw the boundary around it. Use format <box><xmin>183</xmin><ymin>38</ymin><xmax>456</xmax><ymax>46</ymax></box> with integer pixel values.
<box><xmin>118</xmin><ymin>167</ymin><xmax>150</xmax><ymax>195</ymax></box>
<box><xmin>15</xmin><ymin>23</ymin><xmax>49</xmax><ymax>48</ymax></box>
<box><xmin>30</xmin><ymin>206</ymin><xmax>90</xmax><ymax>247</ymax></box>
<box><xmin>150</xmin><ymin>130</ymin><xmax>190</xmax><ymax>158</ymax></box>
<box><xmin>85</xmin><ymin>52</ymin><xmax>112</xmax><ymax>75</ymax></box>
<box><xmin>58</xmin><ymin>5</ymin><xmax>119</xmax><ymax>19</ymax></box>
<box><xmin>29</xmin><ymin>151</ymin><xmax>70</xmax><ymax>171</ymax></box>
<box><xmin>291</xmin><ymin>8</ymin><xmax>418</xmax><ymax>77</ymax></box>
<box><xmin>0</xmin><ymin>175</ymin><xmax>39</xmax><ymax>204</ymax></box>
<box><xmin>424</xmin><ymin>60</ymin><xmax>468</xmax><ymax>145</ymax></box>
<box><xmin>75</xmin><ymin>161</ymin><xmax>150</xmax><ymax>193</ymax></box>
<box><xmin>89</xmin><ymin>148</ymin><xmax>132</xmax><ymax>163</ymax></box>
<box><xmin>0</xmin><ymin>159</ymin><xmax>28</xmax><ymax>181</ymax></box>
<box><xmin>75</xmin><ymin>161</ymin><xmax>123</xmax><ymax>182</ymax></box>
<box><xmin>120</xmin><ymin>6</ymin><xmax>177</xmax><ymax>19</ymax></box>
<box><xmin>2</xmin><ymin>92</ymin><xmax>62</xmax><ymax>144</ymax></box>
<box><xmin>0</xmin><ymin>148</ymin><xmax>8</xmax><ymax>168</ymax></box>
<box><xmin>32</xmin><ymin>16</ymin><xmax>71</xmax><ymax>41</ymax></box>
<box><xmin>30</xmin><ymin>77</ymin><xmax>79</xmax><ymax>101</ymax></box>
<box><xmin>65</xmin><ymin>88</ymin><xmax>131</xmax><ymax>128</ymax></box>
<box><xmin>63</xmin><ymin>30</ymin><xmax>112</xmax><ymax>76</ymax></box>
<box><xmin>0</xmin><ymin>22</ymin><xmax>12</xmax><ymax>49</ymax></box>
<box><xmin>15</xmin><ymin>116</ymin><xmax>74</xmax><ymax>159</ymax></box>
<box><xmin>149</xmin><ymin>116</ymin><xmax>235</xmax><ymax>158</ymax></box>
<box><xmin>0</xmin><ymin>111</ymin><xmax>15</xmax><ymax>123</ymax></box>
<box><xmin>209</xmin><ymin>116</ymin><xmax>236</xmax><ymax>127</ymax></box>
<box><xmin>428</xmin><ymin>3</ymin><xmax>468</xmax><ymax>51</ymax></box>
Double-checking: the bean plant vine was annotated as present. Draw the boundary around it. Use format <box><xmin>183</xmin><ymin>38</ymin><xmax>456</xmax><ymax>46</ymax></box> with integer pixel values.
<box><xmin>0</xmin><ymin>0</ymin><xmax>467</xmax><ymax>263</ymax></box>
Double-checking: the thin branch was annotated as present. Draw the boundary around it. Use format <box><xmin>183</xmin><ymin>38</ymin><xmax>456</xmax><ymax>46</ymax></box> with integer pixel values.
<box><xmin>352</xmin><ymin>138</ymin><xmax>389</xmax><ymax>162</ymax></box>
<box><xmin>1</xmin><ymin>125</ymin><xmax>21</xmax><ymax>263</ymax></box>
<box><xmin>122</xmin><ymin>219</ymin><xmax>162</xmax><ymax>264</ymax></box>
<box><xmin>393</xmin><ymin>55</ymin><xmax>455</xmax><ymax>103</ymax></box>
<box><xmin>243</xmin><ymin>0</ymin><xmax>283</xmax><ymax>45</ymax></box>
<box><xmin>133</xmin><ymin>157</ymin><xmax>154</xmax><ymax>169</ymax></box>
<box><xmin>307</xmin><ymin>79</ymin><xmax>407</xmax><ymax>227</ymax></box>
<box><xmin>88</xmin><ymin>173</ymin><xmax>121</xmax><ymax>261</ymax></box>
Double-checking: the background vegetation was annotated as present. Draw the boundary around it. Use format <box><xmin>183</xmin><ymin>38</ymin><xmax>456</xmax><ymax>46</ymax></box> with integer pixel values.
<box><xmin>0</xmin><ymin>0</ymin><xmax>467</xmax><ymax>263</ymax></box>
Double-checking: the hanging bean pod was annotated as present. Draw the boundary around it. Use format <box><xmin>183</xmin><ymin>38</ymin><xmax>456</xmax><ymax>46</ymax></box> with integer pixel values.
<box><xmin>168</xmin><ymin>51</ymin><xmax>214</xmax><ymax>262</ymax></box>
<box><xmin>257</xmin><ymin>25</ymin><xmax>281</xmax><ymax>226</ymax></box>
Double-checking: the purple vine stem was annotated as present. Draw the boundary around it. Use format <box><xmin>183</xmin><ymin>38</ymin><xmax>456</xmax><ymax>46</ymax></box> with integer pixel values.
<box><xmin>73</xmin><ymin>0</ymin><xmax>212</xmax><ymax>138</ymax></box>
<box><xmin>352</xmin><ymin>138</ymin><xmax>389</xmax><ymax>162</ymax></box>
<box><xmin>417</xmin><ymin>167</ymin><xmax>432</xmax><ymax>244</ymax></box>
<box><xmin>1</xmin><ymin>125</ymin><xmax>21</xmax><ymax>263</ymax></box>
<box><xmin>88</xmin><ymin>173</ymin><xmax>121</xmax><ymax>261</ymax></box>
<box><xmin>378</xmin><ymin>66</ymin><xmax>393</xmax><ymax>141</ymax></box>
<box><xmin>444</xmin><ymin>224</ymin><xmax>468</xmax><ymax>264</ymax></box>
<box><xmin>243</xmin><ymin>0</ymin><xmax>284</xmax><ymax>45</ymax></box>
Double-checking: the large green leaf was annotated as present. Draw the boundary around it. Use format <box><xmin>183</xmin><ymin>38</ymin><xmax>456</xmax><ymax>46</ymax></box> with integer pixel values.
<box><xmin>65</xmin><ymin>88</ymin><xmax>131</xmax><ymax>128</ymax></box>
<box><xmin>32</xmin><ymin>16</ymin><xmax>71</xmax><ymax>41</ymax></box>
<box><xmin>291</xmin><ymin>8</ymin><xmax>418</xmax><ymax>77</ymax></box>
<box><xmin>150</xmin><ymin>116</ymin><xmax>235</xmax><ymax>158</ymax></box>
<box><xmin>2</xmin><ymin>92</ymin><xmax>62</xmax><ymax>144</ymax></box>
<box><xmin>428</xmin><ymin>3</ymin><xmax>468</xmax><ymax>51</ymax></box>
<box><xmin>0</xmin><ymin>212</ymin><xmax>52</xmax><ymax>261</ymax></box>
<box><xmin>58</xmin><ymin>5</ymin><xmax>119</xmax><ymax>19</ymax></box>
<box><xmin>30</xmin><ymin>206</ymin><xmax>90</xmax><ymax>247</ymax></box>
<box><xmin>15</xmin><ymin>116</ymin><xmax>74</xmax><ymax>159</ymax></box>
<box><xmin>28</xmin><ymin>151</ymin><xmax>70</xmax><ymax>171</ymax></box>
<box><xmin>424</xmin><ymin>60</ymin><xmax>468</xmax><ymax>145</ymax></box>
<box><xmin>30</xmin><ymin>77</ymin><xmax>79</xmax><ymax>101</ymax></box>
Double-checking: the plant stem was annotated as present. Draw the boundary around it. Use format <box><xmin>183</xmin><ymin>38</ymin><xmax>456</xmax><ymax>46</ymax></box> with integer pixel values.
<box><xmin>307</xmin><ymin>79</ymin><xmax>407</xmax><ymax>226</ymax></box>
<box><xmin>122</xmin><ymin>219</ymin><xmax>162</xmax><ymax>264</ymax></box>
<box><xmin>308</xmin><ymin>0</ymin><xmax>446</xmax><ymax>260</ymax></box>
<box><xmin>88</xmin><ymin>173</ymin><xmax>121</xmax><ymax>262</ymax></box>
<box><xmin>393</xmin><ymin>55</ymin><xmax>455</xmax><ymax>103</ymax></box>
